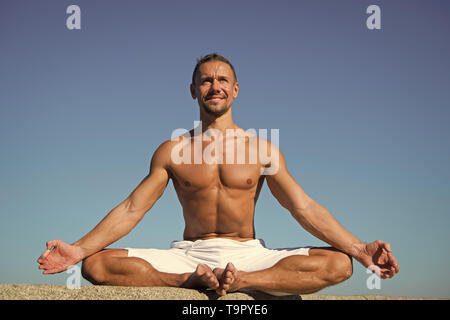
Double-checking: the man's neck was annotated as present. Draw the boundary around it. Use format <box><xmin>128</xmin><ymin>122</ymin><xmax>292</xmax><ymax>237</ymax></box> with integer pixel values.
<box><xmin>199</xmin><ymin>108</ymin><xmax>238</xmax><ymax>133</ymax></box>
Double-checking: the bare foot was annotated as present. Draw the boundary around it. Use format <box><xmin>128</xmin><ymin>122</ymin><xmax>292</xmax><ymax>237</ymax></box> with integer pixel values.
<box><xmin>213</xmin><ymin>262</ymin><xmax>240</xmax><ymax>296</ymax></box>
<box><xmin>181</xmin><ymin>264</ymin><xmax>219</xmax><ymax>290</ymax></box>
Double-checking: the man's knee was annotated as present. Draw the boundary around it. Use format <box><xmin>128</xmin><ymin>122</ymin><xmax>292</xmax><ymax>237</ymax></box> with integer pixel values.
<box><xmin>324</xmin><ymin>251</ymin><xmax>353</xmax><ymax>284</ymax></box>
<box><xmin>81</xmin><ymin>252</ymin><xmax>107</xmax><ymax>284</ymax></box>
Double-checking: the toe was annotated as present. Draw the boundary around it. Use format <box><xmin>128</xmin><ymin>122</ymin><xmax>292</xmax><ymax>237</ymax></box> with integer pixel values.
<box><xmin>197</xmin><ymin>264</ymin><xmax>208</xmax><ymax>274</ymax></box>
<box><xmin>223</xmin><ymin>271</ymin><xmax>232</xmax><ymax>283</ymax></box>
<box><xmin>208</xmin><ymin>275</ymin><xmax>219</xmax><ymax>289</ymax></box>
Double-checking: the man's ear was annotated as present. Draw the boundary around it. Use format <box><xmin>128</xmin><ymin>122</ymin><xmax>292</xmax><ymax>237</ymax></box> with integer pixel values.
<box><xmin>190</xmin><ymin>83</ymin><xmax>197</xmax><ymax>99</ymax></box>
<box><xmin>233</xmin><ymin>82</ymin><xmax>239</xmax><ymax>99</ymax></box>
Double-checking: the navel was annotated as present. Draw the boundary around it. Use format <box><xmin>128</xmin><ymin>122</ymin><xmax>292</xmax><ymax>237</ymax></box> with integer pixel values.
<box><xmin>184</xmin><ymin>181</ymin><xmax>191</xmax><ymax>187</ymax></box>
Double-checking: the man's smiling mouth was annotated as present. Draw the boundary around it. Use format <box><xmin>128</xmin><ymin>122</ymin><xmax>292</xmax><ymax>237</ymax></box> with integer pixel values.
<box><xmin>206</xmin><ymin>96</ymin><xmax>224</xmax><ymax>101</ymax></box>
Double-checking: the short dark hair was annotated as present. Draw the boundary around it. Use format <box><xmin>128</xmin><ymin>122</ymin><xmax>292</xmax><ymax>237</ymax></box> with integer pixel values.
<box><xmin>191</xmin><ymin>53</ymin><xmax>237</xmax><ymax>85</ymax></box>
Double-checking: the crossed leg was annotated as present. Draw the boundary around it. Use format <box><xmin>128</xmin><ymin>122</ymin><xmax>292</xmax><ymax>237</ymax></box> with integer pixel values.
<box><xmin>213</xmin><ymin>247</ymin><xmax>353</xmax><ymax>295</ymax></box>
<box><xmin>81</xmin><ymin>247</ymin><xmax>353</xmax><ymax>295</ymax></box>
<box><xmin>81</xmin><ymin>249</ymin><xmax>218</xmax><ymax>289</ymax></box>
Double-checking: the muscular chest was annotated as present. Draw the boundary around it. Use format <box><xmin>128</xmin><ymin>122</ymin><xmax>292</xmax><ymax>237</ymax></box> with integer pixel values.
<box><xmin>169</xmin><ymin>162</ymin><xmax>262</xmax><ymax>191</ymax></box>
<box><xmin>169</xmin><ymin>135</ymin><xmax>264</xmax><ymax>191</ymax></box>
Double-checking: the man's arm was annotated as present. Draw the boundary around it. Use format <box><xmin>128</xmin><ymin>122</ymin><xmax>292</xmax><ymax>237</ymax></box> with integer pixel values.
<box><xmin>37</xmin><ymin>141</ymin><xmax>172</xmax><ymax>274</ymax></box>
<box><xmin>264</xmin><ymin>143</ymin><xmax>399</xmax><ymax>278</ymax></box>
<box><xmin>265</xmin><ymin>146</ymin><xmax>362</xmax><ymax>255</ymax></box>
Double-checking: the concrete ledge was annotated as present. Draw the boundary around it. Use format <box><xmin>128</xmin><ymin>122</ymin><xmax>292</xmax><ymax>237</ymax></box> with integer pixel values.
<box><xmin>0</xmin><ymin>284</ymin><xmax>298</xmax><ymax>300</ymax></box>
<box><xmin>0</xmin><ymin>284</ymin><xmax>438</xmax><ymax>300</ymax></box>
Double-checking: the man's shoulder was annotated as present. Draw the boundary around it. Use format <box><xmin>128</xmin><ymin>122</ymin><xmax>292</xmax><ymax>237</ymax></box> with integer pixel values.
<box><xmin>157</xmin><ymin>139</ymin><xmax>178</xmax><ymax>151</ymax></box>
<box><xmin>150</xmin><ymin>139</ymin><xmax>178</xmax><ymax>167</ymax></box>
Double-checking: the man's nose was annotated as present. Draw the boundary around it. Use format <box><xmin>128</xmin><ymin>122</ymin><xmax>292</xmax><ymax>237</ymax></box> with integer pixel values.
<box><xmin>210</xmin><ymin>79</ymin><xmax>221</xmax><ymax>92</ymax></box>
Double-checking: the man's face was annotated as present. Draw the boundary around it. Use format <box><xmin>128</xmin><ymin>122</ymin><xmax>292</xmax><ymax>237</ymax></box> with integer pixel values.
<box><xmin>190</xmin><ymin>61</ymin><xmax>239</xmax><ymax>117</ymax></box>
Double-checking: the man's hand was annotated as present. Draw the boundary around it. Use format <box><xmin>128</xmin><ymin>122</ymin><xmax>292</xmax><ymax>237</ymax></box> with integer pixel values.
<box><xmin>37</xmin><ymin>240</ymin><xmax>85</xmax><ymax>274</ymax></box>
<box><xmin>352</xmin><ymin>240</ymin><xmax>400</xmax><ymax>279</ymax></box>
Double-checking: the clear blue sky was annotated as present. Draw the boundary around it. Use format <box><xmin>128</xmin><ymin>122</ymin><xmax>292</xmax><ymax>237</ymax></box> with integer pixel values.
<box><xmin>1</xmin><ymin>0</ymin><xmax>449</xmax><ymax>298</ymax></box>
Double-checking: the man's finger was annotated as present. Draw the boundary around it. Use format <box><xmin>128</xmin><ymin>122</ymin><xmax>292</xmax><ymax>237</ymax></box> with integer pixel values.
<box><xmin>39</xmin><ymin>249</ymin><xmax>51</xmax><ymax>260</ymax></box>
<box><xmin>43</xmin><ymin>269</ymin><xmax>58</xmax><ymax>274</ymax></box>
<box><xmin>387</xmin><ymin>268</ymin><xmax>394</xmax><ymax>278</ymax></box>
<box><xmin>389</xmin><ymin>253</ymin><xmax>400</xmax><ymax>272</ymax></box>
<box><xmin>387</xmin><ymin>252</ymin><xmax>399</xmax><ymax>270</ymax></box>
<box><xmin>46</xmin><ymin>239</ymin><xmax>60</xmax><ymax>251</ymax></box>
<box><xmin>380</xmin><ymin>269</ymin><xmax>393</xmax><ymax>279</ymax></box>
<box><xmin>380</xmin><ymin>241</ymin><xmax>392</xmax><ymax>253</ymax></box>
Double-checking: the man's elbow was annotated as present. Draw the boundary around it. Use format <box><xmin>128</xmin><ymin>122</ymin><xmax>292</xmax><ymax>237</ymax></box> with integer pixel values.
<box><xmin>292</xmin><ymin>198</ymin><xmax>320</xmax><ymax>219</ymax></box>
<box><xmin>118</xmin><ymin>199</ymin><xmax>148</xmax><ymax>222</ymax></box>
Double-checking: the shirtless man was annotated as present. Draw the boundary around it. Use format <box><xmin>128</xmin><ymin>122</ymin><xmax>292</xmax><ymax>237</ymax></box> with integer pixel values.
<box><xmin>37</xmin><ymin>53</ymin><xmax>399</xmax><ymax>296</ymax></box>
